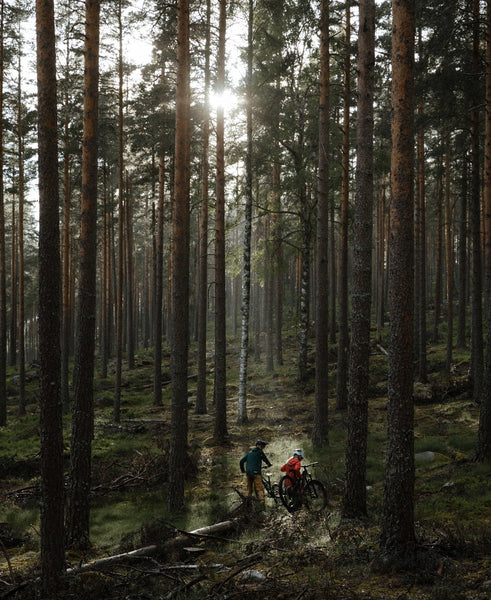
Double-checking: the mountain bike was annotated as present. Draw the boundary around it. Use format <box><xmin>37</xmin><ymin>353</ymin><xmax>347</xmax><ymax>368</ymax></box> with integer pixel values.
<box><xmin>278</xmin><ymin>462</ymin><xmax>327</xmax><ymax>513</ymax></box>
<box><xmin>261</xmin><ymin>468</ymin><xmax>280</xmax><ymax>505</ymax></box>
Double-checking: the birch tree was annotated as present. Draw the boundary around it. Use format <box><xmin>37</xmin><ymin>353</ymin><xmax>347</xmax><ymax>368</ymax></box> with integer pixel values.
<box><xmin>237</xmin><ymin>0</ymin><xmax>254</xmax><ymax>425</ymax></box>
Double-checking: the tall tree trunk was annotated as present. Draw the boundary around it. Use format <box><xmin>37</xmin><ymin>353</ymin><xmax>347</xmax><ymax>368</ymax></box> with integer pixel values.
<box><xmin>36</xmin><ymin>0</ymin><xmax>65</xmax><ymax>589</ymax></box>
<box><xmin>265</xmin><ymin>216</ymin><xmax>274</xmax><ymax>372</ymax></box>
<box><xmin>214</xmin><ymin>0</ymin><xmax>228</xmax><ymax>441</ymax></box>
<box><xmin>272</xmin><ymin>160</ymin><xmax>283</xmax><ymax>366</ymax></box>
<box><xmin>457</xmin><ymin>154</ymin><xmax>468</xmax><ymax>349</ymax></box>
<box><xmin>142</xmin><ymin>192</ymin><xmax>150</xmax><ymax>349</ymax></box>
<box><xmin>415</xmin><ymin>90</ymin><xmax>427</xmax><ymax>383</ymax></box>
<box><xmin>379</xmin><ymin>0</ymin><xmax>416</xmax><ymax>562</ymax></box>
<box><xmin>0</xmin><ymin>0</ymin><xmax>5</xmax><ymax>427</ymax></box>
<box><xmin>66</xmin><ymin>0</ymin><xmax>100</xmax><ymax>550</ymax></box>
<box><xmin>196</xmin><ymin>0</ymin><xmax>211</xmax><ymax>415</ymax></box>
<box><xmin>336</xmin><ymin>0</ymin><xmax>351</xmax><ymax>411</ymax></box>
<box><xmin>9</xmin><ymin>202</ymin><xmax>17</xmax><ymax>368</ymax></box>
<box><xmin>433</xmin><ymin>157</ymin><xmax>443</xmax><ymax>343</ymax></box>
<box><xmin>477</xmin><ymin>0</ymin><xmax>491</xmax><ymax>462</ymax></box>
<box><xmin>470</xmin><ymin>0</ymin><xmax>483</xmax><ymax>401</ymax></box>
<box><xmin>238</xmin><ymin>0</ymin><xmax>253</xmax><ymax>425</ymax></box>
<box><xmin>114</xmin><ymin>0</ymin><xmax>124</xmax><ymax>423</ymax></box>
<box><xmin>342</xmin><ymin>0</ymin><xmax>374</xmax><ymax>518</ymax></box>
<box><xmin>168</xmin><ymin>0</ymin><xmax>191</xmax><ymax>512</ymax></box>
<box><xmin>375</xmin><ymin>181</ymin><xmax>387</xmax><ymax>343</ymax></box>
<box><xmin>61</xmin><ymin>20</ymin><xmax>73</xmax><ymax>409</ymax></box>
<box><xmin>298</xmin><ymin>183</ymin><xmax>311</xmax><ymax>383</ymax></box>
<box><xmin>125</xmin><ymin>172</ymin><xmax>135</xmax><ymax>369</ymax></box>
<box><xmin>153</xmin><ymin>155</ymin><xmax>164</xmax><ymax>407</ymax></box>
<box><xmin>312</xmin><ymin>0</ymin><xmax>330</xmax><ymax>447</ymax></box>
<box><xmin>101</xmin><ymin>165</ymin><xmax>108</xmax><ymax>378</ymax></box>
<box><xmin>445</xmin><ymin>136</ymin><xmax>454</xmax><ymax>373</ymax></box>
<box><xmin>17</xmin><ymin>47</ymin><xmax>26</xmax><ymax>416</ymax></box>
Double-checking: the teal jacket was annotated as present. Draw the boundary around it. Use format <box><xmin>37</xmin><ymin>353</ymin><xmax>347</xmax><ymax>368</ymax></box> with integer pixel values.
<box><xmin>240</xmin><ymin>446</ymin><xmax>272</xmax><ymax>476</ymax></box>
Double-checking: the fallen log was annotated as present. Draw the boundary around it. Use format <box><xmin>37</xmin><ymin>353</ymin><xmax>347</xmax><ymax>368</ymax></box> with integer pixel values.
<box><xmin>66</xmin><ymin>520</ymin><xmax>236</xmax><ymax>574</ymax></box>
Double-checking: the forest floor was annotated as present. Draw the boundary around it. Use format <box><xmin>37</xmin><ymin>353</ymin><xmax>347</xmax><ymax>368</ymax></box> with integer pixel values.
<box><xmin>0</xmin><ymin>337</ymin><xmax>490</xmax><ymax>599</ymax></box>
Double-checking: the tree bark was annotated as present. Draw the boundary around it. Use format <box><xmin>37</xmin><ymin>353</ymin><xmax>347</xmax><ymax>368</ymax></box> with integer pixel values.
<box><xmin>114</xmin><ymin>0</ymin><xmax>125</xmax><ymax>424</ymax></box>
<box><xmin>66</xmin><ymin>0</ymin><xmax>100</xmax><ymax>550</ymax></box>
<box><xmin>470</xmin><ymin>0</ymin><xmax>483</xmax><ymax>402</ymax></box>
<box><xmin>457</xmin><ymin>154</ymin><xmax>468</xmax><ymax>349</ymax></box>
<box><xmin>312</xmin><ymin>0</ymin><xmax>330</xmax><ymax>447</ymax></box>
<box><xmin>154</xmin><ymin>154</ymin><xmax>165</xmax><ymax>407</ymax></box>
<box><xmin>238</xmin><ymin>0</ymin><xmax>253</xmax><ymax>425</ymax></box>
<box><xmin>444</xmin><ymin>136</ymin><xmax>454</xmax><ymax>373</ymax></box>
<box><xmin>214</xmin><ymin>0</ymin><xmax>228</xmax><ymax>441</ymax></box>
<box><xmin>336</xmin><ymin>1</ymin><xmax>351</xmax><ymax>411</ymax></box>
<box><xmin>477</xmin><ymin>0</ymin><xmax>491</xmax><ymax>462</ymax></box>
<box><xmin>168</xmin><ymin>0</ymin><xmax>191</xmax><ymax>512</ymax></box>
<box><xmin>272</xmin><ymin>160</ymin><xmax>283</xmax><ymax>366</ymax></box>
<box><xmin>433</xmin><ymin>158</ymin><xmax>443</xmax><ymax>343</ymax></box>
<box><xmin>36</xmin><ymin>0</ymin><xmax>65</xmax><ymax>590</ymax></box>
<box><xmin>9</xmin><ymin>203</ymin><xmax>17</xmax><ymax>368</ymax></box>
<box><xmin>415</xmin><ymin>89</ymin><xmax>427</xmax><ymax>383</ymax></box>
<box><xmin>0</xmin><ymin>0</ymin><xmax>5</xmax><ymax>427</ymax></box>
<box><xmin>298</xmin><ymin>183</ymin><xmax>311</xmax><ymax>383</ymax></box>
<box><xmin>125</xmin><ymin>172</ymin><xmax>135</xmax><ymax>369</ymax></box>
<box><xmin>379</xmin><ymin>0</ymin><xmax>416</xmax><ymax>561</ymax></box>
<box><xmin>196</xmin><ymin>0</ymin><xmax>211</xmax><ymax>416</ymax></box>
<box><xmin>342</xmin><ymin>0</ymin><xmax>374</xmax><ymax>518</ymax></box>
<box><xmin>16</xmin><ymin>45</ymin><xmax>26</xmax><ymax>416</ymax></box>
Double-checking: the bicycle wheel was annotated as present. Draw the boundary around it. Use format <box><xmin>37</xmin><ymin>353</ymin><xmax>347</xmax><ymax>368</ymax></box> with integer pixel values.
<box><xmin>303</xmin><ymin>479</ymin><xmax>327</xmax><ymax>512</ymax></box>
<box><xmin>279</xmin><ymin>475</ymin><xmax>300</xmax><ymax>513</ymax></box>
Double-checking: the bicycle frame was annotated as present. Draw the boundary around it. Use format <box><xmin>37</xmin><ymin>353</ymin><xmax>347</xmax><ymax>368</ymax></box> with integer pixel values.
<box><xmin>296</xmin><ymin>462</ymin><xmax>318</xmax><ymax>491</ymax></box>
<box><xmin>261</xmin><ymin>468</ymin><xmax>280</xmax><ymax>503</ymax></box>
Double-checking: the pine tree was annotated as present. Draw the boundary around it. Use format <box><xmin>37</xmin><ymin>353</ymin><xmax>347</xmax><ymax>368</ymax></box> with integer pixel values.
<box><xmin>66</xmin><ymin>0</ymin><xmax>100</xmax><ymax>550</ymax></box>
<box><xmin>36</xmin><ymin>0</ymin><xmax>64</xmax><ymax>589</ymax></box>
<box><xmin>342</xmin><ymin>0</ymin><xmax>375</xmax><ymax>519</ymax></box>
<box><xmin>312</xmin><ymin>0</ymin><xmax>330</xmax><ymax>447</ymax></box>
<box><xmin>379</xmin><ymin>0</ymin><xmax>416</xmax><ymax>563</ymax></box>
<box><xmin>168</xmin><ymin>0</ymin><xmax>191</xmax><ymax>512</ymax></box>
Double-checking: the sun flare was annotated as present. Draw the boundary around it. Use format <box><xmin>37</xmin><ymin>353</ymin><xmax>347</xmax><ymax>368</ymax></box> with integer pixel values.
<box><xmin>209</xmin><ymin>89</ymin><xmax>240</xmax><ymax>112</ymax></box>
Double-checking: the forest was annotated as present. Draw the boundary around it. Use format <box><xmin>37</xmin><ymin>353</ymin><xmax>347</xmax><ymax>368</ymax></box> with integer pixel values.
<box><xmin>0</xmin><ymin>0</ymin><xmax>490</xmax><ymax>598</ymax></box>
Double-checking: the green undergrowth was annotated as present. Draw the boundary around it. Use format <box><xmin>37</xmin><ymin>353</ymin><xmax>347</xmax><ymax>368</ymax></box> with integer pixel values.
<box><xmin>0</xmin><ymin>415</ymin><xmax>44</xmax><ymax>460</ymax></box>
<box><xmin>89</xmin><ymin>490</ymin><xmax>166</xmax><ymax>550</ymax></box>
<box><xmin>0</xmin><ymin>337</ymin><xmax>490</xmax><ymax>599</ymax></box>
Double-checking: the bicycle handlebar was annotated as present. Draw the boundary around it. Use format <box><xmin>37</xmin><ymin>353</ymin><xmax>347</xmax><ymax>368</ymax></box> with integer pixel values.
<box><xmin>302</xmin><ymin>462</ymin><xmax>319</xmax><ymax>469</ymax></box>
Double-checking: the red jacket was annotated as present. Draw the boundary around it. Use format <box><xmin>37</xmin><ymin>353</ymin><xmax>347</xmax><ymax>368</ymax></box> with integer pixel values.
<box><xmin>281</xmin><ymin>457</ymin><xmax>302</xmax><ymax>483</ymax></box>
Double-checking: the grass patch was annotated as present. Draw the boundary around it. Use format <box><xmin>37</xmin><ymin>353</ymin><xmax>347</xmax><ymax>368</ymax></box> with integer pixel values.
<box><xmin>0</xmin><ymin>503</ymin><xmax>39</xmax><ymax>538</ymax></box>
<box><xmin>0</xmin><ymin>415</ymin><xmax>43</xmax><ymax>459</ymax></box>
<box><xmin>414</xmin><ymin>436</ymin><xmax>448</xmax><ymax>454</ymax></box>
<box><xmin>448</xmin><ymin>434</ymin><xmax>476</xmax><ymax>453</ymax></box>
<box><xmin>92</xmin><ymin>430</ymin><xmax>153</xmax><ymax>459</ymax></box>
<box><xmin>90</xmin><ymin>490</ymin><xmax>166</xmax><ymax>551</ymax></box>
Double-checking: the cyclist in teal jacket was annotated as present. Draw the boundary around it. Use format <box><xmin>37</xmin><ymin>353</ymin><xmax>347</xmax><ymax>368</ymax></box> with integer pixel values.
<box><xmin>239</xmin><ymin>439</ymin><xmax>272</xmax><ymax>505</ymax></box>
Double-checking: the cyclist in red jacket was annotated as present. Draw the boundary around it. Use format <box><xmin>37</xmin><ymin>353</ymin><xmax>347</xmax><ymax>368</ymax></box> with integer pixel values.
<box><xmin>280</xmin><ymin>449</ymin><xmax>305</xmax><ymax>486</ymax></box>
